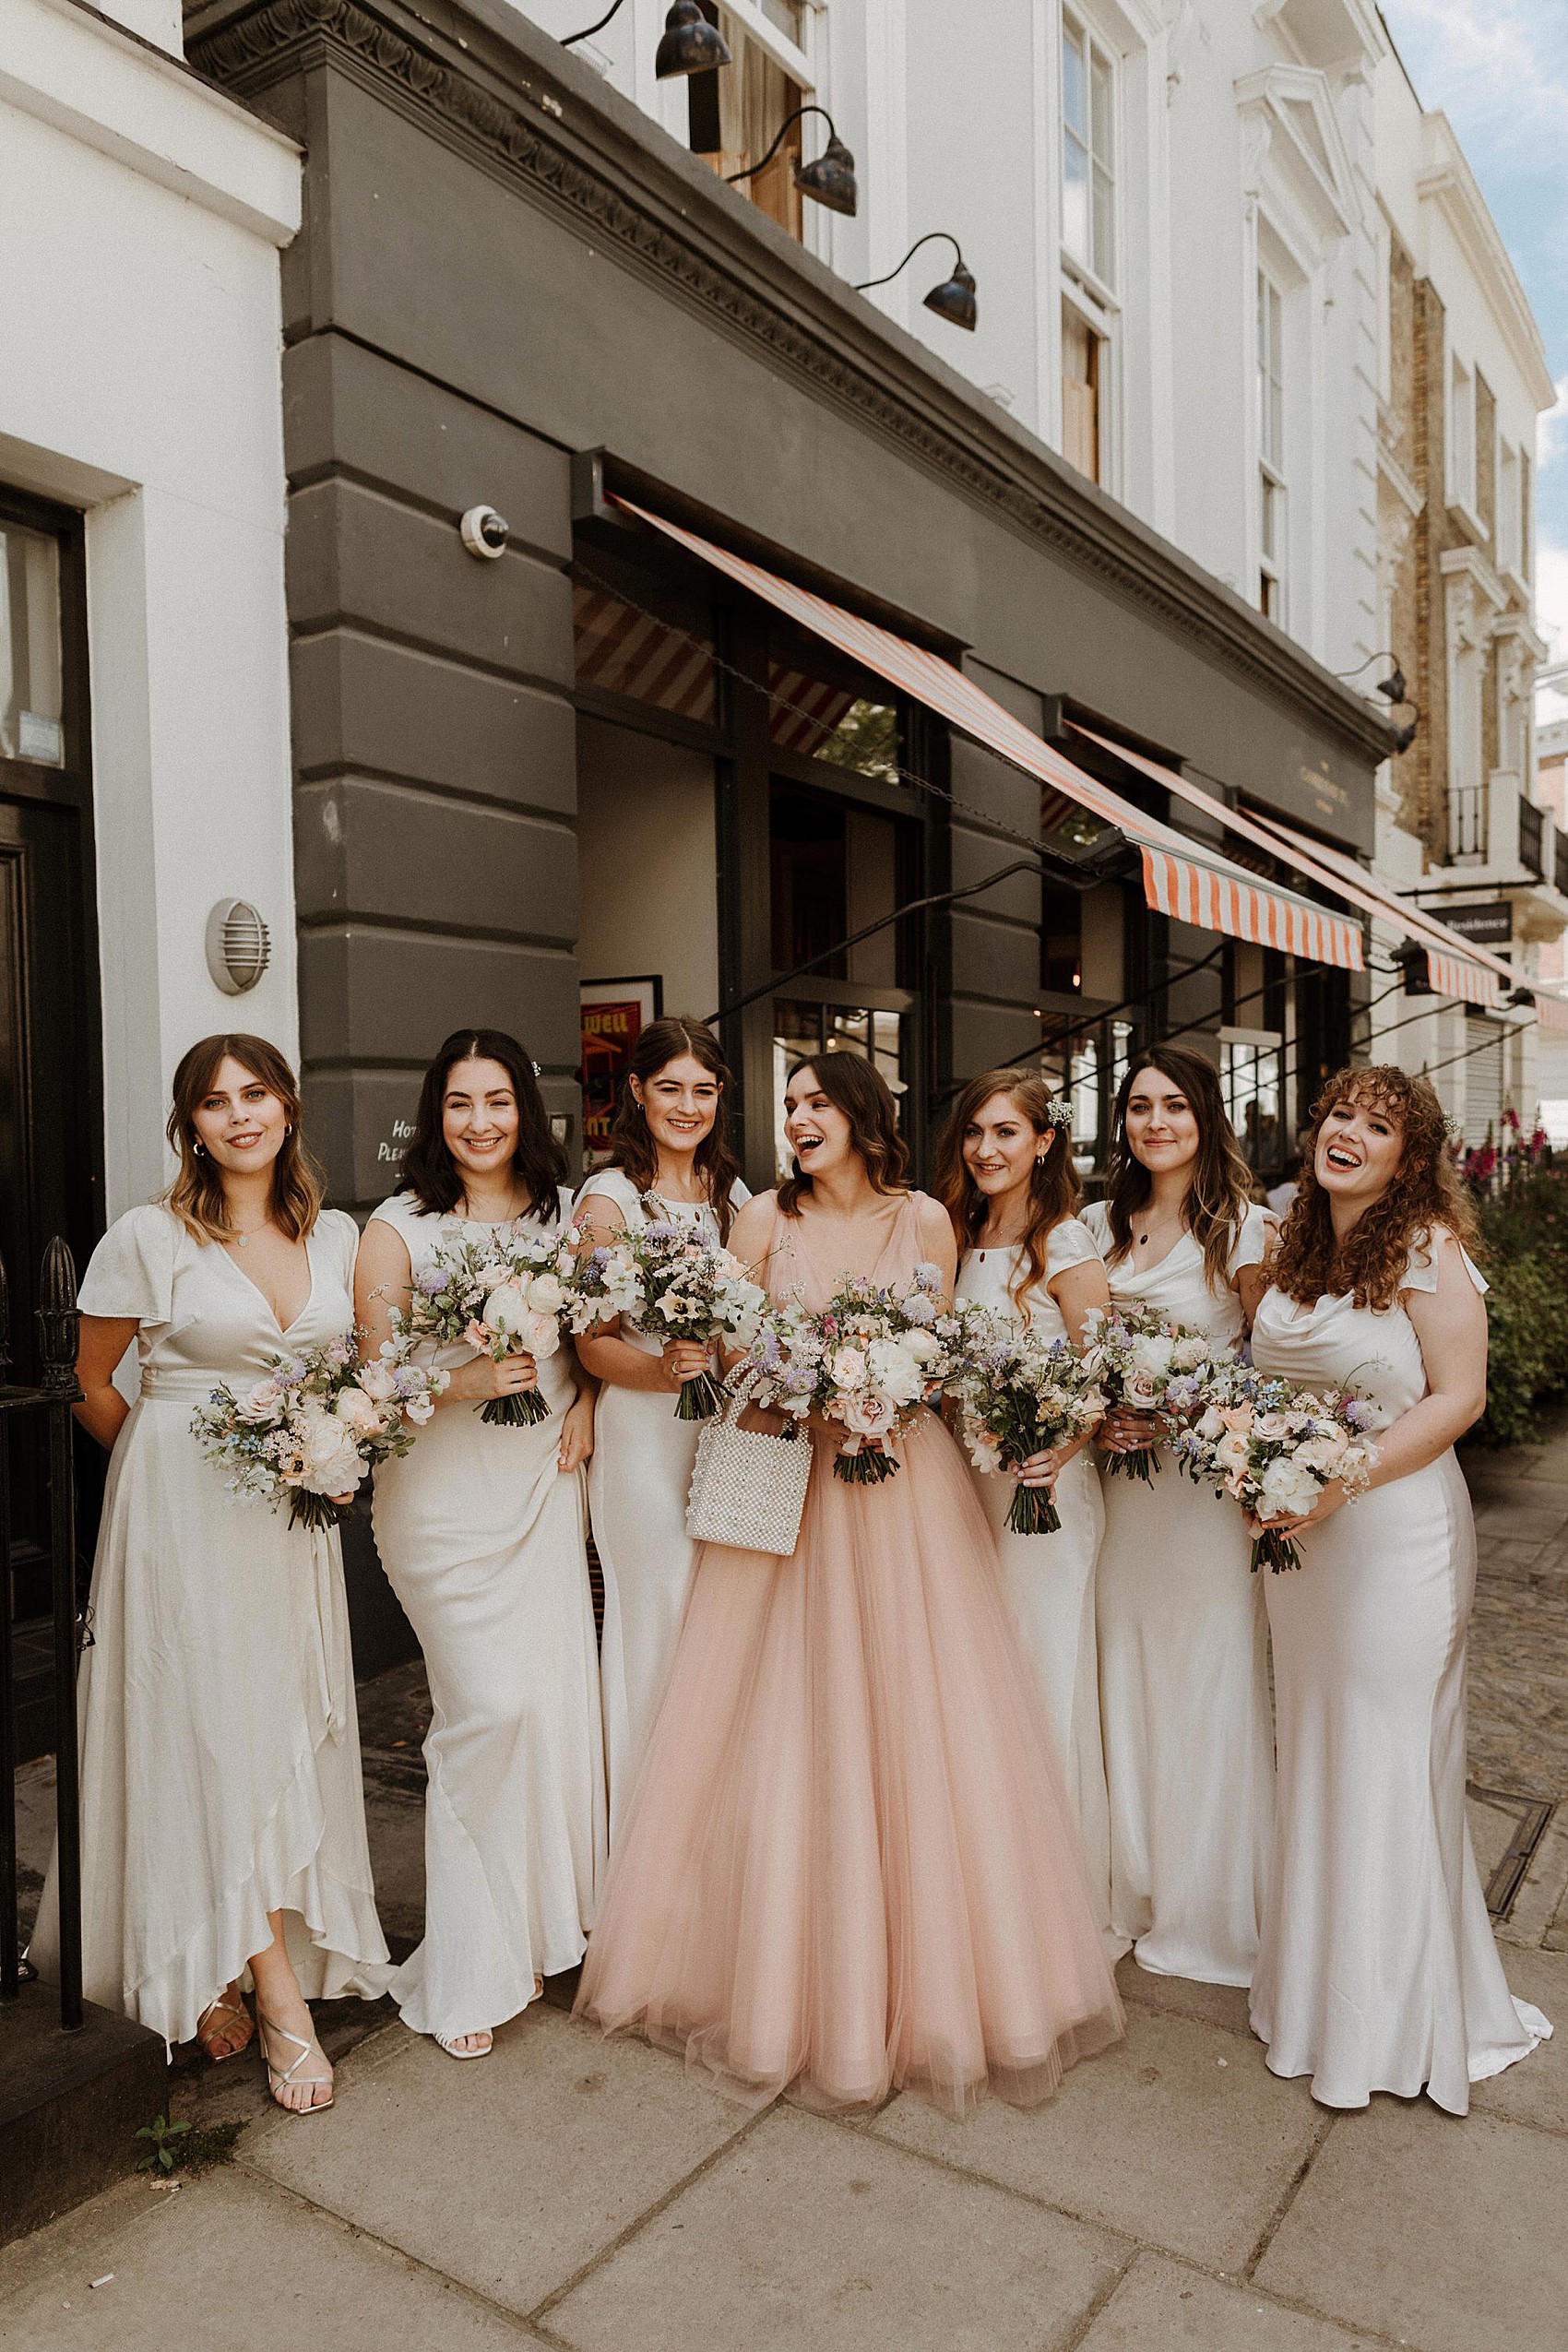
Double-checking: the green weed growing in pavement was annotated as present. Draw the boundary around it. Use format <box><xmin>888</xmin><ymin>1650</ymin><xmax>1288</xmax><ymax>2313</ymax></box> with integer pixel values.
<box><xmin>134</xmin><ymin>2114</ymin><xmax>244</xmax><ymax>2176</ymax></box>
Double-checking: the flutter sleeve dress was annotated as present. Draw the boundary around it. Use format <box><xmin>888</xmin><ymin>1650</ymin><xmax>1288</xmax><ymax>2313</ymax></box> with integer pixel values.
<box><xmin>956</xmin><ymin>1216</ymin><xmax>1114</xmax><ymax>1938</ymax></box>
<box><xmin>29</xmin><ymin>1204</ymin><xmax>389</xmax><ymax>2048</ymax></box>
<box><xmin>1080</xmin><ymin>1198</ymin><xmax>1276</xmax><ymax>1987</ymax></box>
<box><xmin>573</xmin><ymin>1165</ymin><xmax>750</xmax><ymax>1842</ymax></box>
<box><xmin>1249</xmin><ymin>1228</ymin><xmax>1550</xmax><ymax>2109</ymax></box>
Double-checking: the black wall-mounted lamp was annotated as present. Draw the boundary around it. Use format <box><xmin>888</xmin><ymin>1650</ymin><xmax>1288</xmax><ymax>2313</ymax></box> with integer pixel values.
<box><xmin>562</xmin><ymin>0</ymin><xmax>731</xmax><ymax>76</ymax></box>
<box><xmin>726</xmin><ymin>103</ymin><xmax>858</xmax><ymax>215</ymax></box>
<box><xmin>855</xmin><ymin>232</ymin><xmax>978</xmax><ymax>330</ymax></box>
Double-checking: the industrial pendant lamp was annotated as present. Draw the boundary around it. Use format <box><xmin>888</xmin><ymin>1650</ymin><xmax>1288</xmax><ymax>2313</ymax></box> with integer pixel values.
<box><xmin>855</xmin><ymin>232</ymin><xmax>978</xmax><ymax>330</ymax></box>
<box><xmin>561</xmin><ymin>0</ymin><xmax>731</xmax><ymax>77</ymax></box>
<box><xmin>727</xmin><ymin>103</ymin><xmax>858</xmax><ymax>216</ymax></box>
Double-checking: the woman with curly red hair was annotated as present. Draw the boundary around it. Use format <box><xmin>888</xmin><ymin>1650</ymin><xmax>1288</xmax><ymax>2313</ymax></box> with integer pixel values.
<box><xmin>1249</xmin><ymin>1065</ymin><xmax>1550</xmax><ymax>2109</ymax></box>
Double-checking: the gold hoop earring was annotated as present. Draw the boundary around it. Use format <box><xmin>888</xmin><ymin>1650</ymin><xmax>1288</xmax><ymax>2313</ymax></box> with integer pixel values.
<box><xmin>194</xmin><ymin>1139</ymin><xmax>206</xmax><ymax>1158</ymax></box>
<box><xmin>284</xmin><ymin>1123</ymin><xmax>292</xmax><ymax>1137</ymax></box>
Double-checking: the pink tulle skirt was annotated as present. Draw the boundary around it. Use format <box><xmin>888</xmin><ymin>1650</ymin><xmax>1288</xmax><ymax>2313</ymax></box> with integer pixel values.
<box><xmin>576</xmin><ymin>1411</ymin><xmax>1123</xmax><ymax>2116</ymax></box>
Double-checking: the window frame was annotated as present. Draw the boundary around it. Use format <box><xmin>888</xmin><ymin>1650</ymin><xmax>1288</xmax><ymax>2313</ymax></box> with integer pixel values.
<box><xmin>1059</xmin><ymin>4</ymin><xmax>1119</xmax><ymax>305</ymax></box>
<box><xmin>1255</xmin><ymin>264</ymin><xmax>1287</xmax><ymax>626</ymax></box>
<box><xmin>1446</xmin><ymin>342</ymin><xmax>1479</xmax><ymax>526</ymax></box>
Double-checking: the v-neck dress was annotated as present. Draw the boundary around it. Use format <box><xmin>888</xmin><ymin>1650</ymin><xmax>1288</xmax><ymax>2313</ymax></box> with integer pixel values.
<box><xmin>368</xmin><ymin>1189</ymin><xmax>605</xmax><ymax>2037</ymax></box>
<box><xmin>572</xmin><ymin>1166</ymin><xmax>750</xmax><ymax>1845</ymax></box>
<box><xmin>956</xmin><ymin>1218</ymin><xmax>1115</xmax><ymax>1943</ymax></box>
<box><xmin>576</xmin><ymin>1191</ymin><xmax>1123</xmax><ymax>2118</ymax></box>
<box><xmin>1250</xmin><ymin>1231</ymin><xmax>1550</xmax><ymax>2108</ymax></box>
<box><xmin>30</xmin><ymin>1204</ymin><xmax>389</xmax><ymax>2048</ymax></box>
<box><xmin>1081</xmin><ymin>1201</ymin><xmax>1276</xmax><ymax>1988</ymax></box>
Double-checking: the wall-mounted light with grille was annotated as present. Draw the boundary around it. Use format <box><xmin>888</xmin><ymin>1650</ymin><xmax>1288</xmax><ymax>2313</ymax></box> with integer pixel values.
<box><xmin>206</xmin><ymin>899</ymin><xmax>271</xmax><ymax>995</ymax></box>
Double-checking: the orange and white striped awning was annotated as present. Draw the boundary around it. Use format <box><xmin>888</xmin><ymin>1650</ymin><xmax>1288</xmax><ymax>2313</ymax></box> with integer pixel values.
<box><xmin>1065</xmin><ymin>723</ymin><xmax>1510</xmax><ymax>1010</ymax></box>
<box><xmin>618</xmin><ymin>501</ymin><xmax>1363</xmax><ymax>973</ymax></box>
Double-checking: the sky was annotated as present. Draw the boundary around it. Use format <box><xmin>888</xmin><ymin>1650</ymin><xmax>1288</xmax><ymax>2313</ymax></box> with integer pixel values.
<box><xmin>1377</xmin><ymin>0</ymin><xmax>1568</xmax><ymax>687</ymax></box>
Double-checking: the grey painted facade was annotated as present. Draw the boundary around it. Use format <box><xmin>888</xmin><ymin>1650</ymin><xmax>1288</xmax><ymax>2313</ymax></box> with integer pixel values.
<box><xmin>188</xmin><ymin>0</ymin><xmax>1393</xmax><ymax>1214</ymax></box>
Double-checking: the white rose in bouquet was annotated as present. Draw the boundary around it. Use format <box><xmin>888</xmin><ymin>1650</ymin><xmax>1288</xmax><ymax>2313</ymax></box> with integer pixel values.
<box><xmin>514</xmin><ymin>1307</ymin><xmax>562</xmax><ymax>1360</ymax></box>
<box><xmin>525</xmin><ymin>1270</ymin><xmax>569</xmax><ymax>1315</ymax></box>
<box><xmin>1129</xmin><ymin>1333</ymin><xmax>1177</xmax><ymax>1379</ymax></box>
<box><xmin>235</xmin><ymin>1376</ymin><xmax>286</xmax><ymax>1425</ymax></box>
<box><xmin>829</xmin><ymin>1345</ymin><xmax>868</xmax><ymax>1391</ymax></box>
<box><xmin>333</xmin><ymin>1384</ymin><xmax>382</xmax><ymax>1436</ymax></box>
<box><xmin>1194</xmin><ymin>1404</ymin><xmax>1227</xmax><ymax>1441</ymax></box>
<box><xmin>298</xmin><ymin>1403</ymin><xmax>368</xmax><ymax>1500</ymax></box>
<box><xmin>842</xmin><ymin>1392</ymin><xmax>899</xmax><ymax>1438</ymax></box>
<box><xmin>483</xmin><ymin>1281</ymin><xmax>529</xmax><ymax>1336</ymax></box>
<box><xmin>359</xmin><ymin>1359</ymin><xmax>398</xmax><ymax>1405</ymax></box>
<box><xmin>900</xmin><ymin>1326</ymin><xmax>942</xmax><ymax>1368</ymax></box>
<box><xmin>1171</xmin><ymin>1335</ymin><xmax>1212</xmax><ymax>1372</ymax></box>
<box><xmin>867</xmin><ymin>1335</ymin><xmax>924</xmax><ymax>1406</ymax></box>
<box><xmin>1256</xmin><ymin>1455</ymin><xmax>1319</xmax><ymax>1521</ymax></box>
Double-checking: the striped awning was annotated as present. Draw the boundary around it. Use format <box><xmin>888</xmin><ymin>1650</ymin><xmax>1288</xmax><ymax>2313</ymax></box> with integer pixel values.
<box><xmin>1533</xmin><ymin>989</ymin><xmax>1568</xmax><ymax>1035</ymax></box>
<box><xmin>617</xmin><ymin>501</ymin><xmax>1364</xmax><ymax>972</ymax></box>
<box><xmin>1065</xmin><ymin>723</ymin><xmax>1509</xmax><ymax>1010</ymax></box>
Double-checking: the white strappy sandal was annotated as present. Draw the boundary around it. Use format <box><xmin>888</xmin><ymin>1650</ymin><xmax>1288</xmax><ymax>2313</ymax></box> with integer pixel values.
<box><xmin>196</xmin><ymin>1990</ymin><xmax>254</xmax><ymax>2063</ymax></box>
<box><xmin>256</xmin><ymin>2012</ymin><xmax>335</xmax><ymax>2113</ymax></box>
<box><xmin>434</xmin><ymin>2029</ymin><xmax>494</xmax><ymax>2060</ymax></box>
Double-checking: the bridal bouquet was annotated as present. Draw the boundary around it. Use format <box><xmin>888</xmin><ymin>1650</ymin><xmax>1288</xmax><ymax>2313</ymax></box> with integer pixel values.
<box><xmin>395</xmin><ymin>1224</ymin><xmax>575</xmax><ymax>1427</ymax></box>
<box><xmin>945</xmin><ymin>1303</ymin><xmax>1110</xmax><ymax>1535</ymax></box>
<box><xmin>569</xmin><ymin>1208</ymin><xmax>766</xmax><ymax>1420</ymax></box>
<box><xmin>737</xmin><ymin>1263</ymin><xmax>946</xmax><ymax>1484</ymax></box>
<box><xmin>192</xmin><ymin>1331</ymin><xmax>447</xmax><ymax>1530</ymax></box>
<box><xmin>1170</xmin><ymin>1364</ymin><xmax>1379</xmax><ymax>1573</ymax></box>
<box><xmin>1077</xmin><ymin>1305</ymin><xmax>1225</xmax><ymax>1483</ymax></box>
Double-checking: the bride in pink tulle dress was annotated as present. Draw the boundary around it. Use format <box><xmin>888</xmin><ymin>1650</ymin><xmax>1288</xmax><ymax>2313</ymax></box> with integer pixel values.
<box><xmin>576</xmin><ymin>1052</ymin><xmax>1123</xmax><ymax>2117</ymax></box>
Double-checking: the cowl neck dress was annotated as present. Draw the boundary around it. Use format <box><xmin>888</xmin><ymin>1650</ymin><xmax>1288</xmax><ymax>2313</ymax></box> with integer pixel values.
<box><xmin>576</xmin><ymin>1190</ymin><xmax>1123</xmax><ymax>2118</ymax></box>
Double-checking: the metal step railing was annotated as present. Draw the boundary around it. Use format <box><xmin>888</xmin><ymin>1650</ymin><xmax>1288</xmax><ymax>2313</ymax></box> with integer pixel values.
<box><xmin>0</xmin><ymin>1238</ymin><xmax>84</xmax><ymax>2028</ymax></box>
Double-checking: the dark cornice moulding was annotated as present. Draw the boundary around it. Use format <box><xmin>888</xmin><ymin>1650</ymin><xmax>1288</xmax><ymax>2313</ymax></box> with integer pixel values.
<box><xmin>185</xmin><ymin>0</ymin><xmax>1395</xmax><ymax>769</ymax></box>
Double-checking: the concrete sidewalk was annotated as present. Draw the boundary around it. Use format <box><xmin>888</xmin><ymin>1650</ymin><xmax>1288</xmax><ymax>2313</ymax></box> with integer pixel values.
<box><xmin>6</xmin><ymin>1418</ymin><xmax>1568</xmax><ymax>2352</ymax></box>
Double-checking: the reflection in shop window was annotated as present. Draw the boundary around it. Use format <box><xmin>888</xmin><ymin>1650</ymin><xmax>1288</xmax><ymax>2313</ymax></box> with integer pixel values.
<box><xmin>572</xmin><ymin>584</ymin><xmax>717</xmax><ymax>724</ymax></box>
<box><xmin>767</xmin><ymin>659</ymin><xmax>899</xmax><ymax>781</ymax></box>
<box><xmin>772</xmin><ymin>1004</ymin><xmax>905</xmax><ymax>1180</ymax></box>
<box><xmin>1221</xmin><ymin>1028</ymin><xmax>1283</xmax><ymax>1174</ymax></box>
<box><xmin>0</xmin><ymin>524</ymin><xmax>64</xmax><ymax>767</ymax></box>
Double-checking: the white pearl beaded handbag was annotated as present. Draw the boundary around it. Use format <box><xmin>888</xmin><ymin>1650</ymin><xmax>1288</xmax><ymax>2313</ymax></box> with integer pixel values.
<box><xmin>685</xmin><ymin>1380</ymin><xmax>813</xmax><ymax>1555</ymax></box>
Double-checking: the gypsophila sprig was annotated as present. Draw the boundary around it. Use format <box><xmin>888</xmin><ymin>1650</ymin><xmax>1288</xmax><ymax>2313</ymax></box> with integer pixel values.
<box><xmin>945</xmin><ymin>1302</ymin><xmax>1110</xmax><ymax>1535</ymax></box>
<box><xmin>192</xmin><ymin>1330</ymin><xmax>446</xmax><ymax>1530</ymax></box>
<box><xmin>1077</xmin><ymin>1305</ymin><xmax>1229</xmax><ymax>1483</ymax></box>
<box><xmin>1170</xmin><ymin>1361</ymin><xmax>1379</xmax><ymax>1573</ymax></box>
<box><xmin>394</xmin><ymin>1222</ymin><xmax>575</xmax><ymax>1428</ymax></box>
<box><xmin>567</xmin><ymin>1201</ymin><xmax>766</xmax><ymax>1420</ymax></box>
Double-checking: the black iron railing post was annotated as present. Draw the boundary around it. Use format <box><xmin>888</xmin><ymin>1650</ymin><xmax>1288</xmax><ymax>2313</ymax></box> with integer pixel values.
<box><xmin>0</xmin><ymin>1253</ymin><xmax>14</xmax><ymax>2004</ymax></box>
<box><xmin>38</xmin><ymin>1238</ymin><xmax>82</xmax><ymax>2031</ymax></box>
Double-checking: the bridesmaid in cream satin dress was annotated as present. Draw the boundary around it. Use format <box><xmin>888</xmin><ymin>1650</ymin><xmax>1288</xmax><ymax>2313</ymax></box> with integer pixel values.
<box><xmin>1248</xmin><ymin>1067</ymin><xmax>1549</xmax><ymax>2110</ymax></box>
<box><xmin>357</xmin><ymin>1030</ymin><xmax>603</xmax><ymax>2060</ymax></box>
<box><xmin>577</xmin><ymin>1052</ymin><xmax>1122</xmax><ymax>2117</ymax></box>
<box><xmin>940</xmin><ymin>1070</ymin><xmax>1117</xmax><ymax>1940</ymax></box>
<box><xmin>573</xmin><ymin>1018</ymin><xmax>748</xmax><ymax>1843</ymax></box>
<box><xmin>1083</xmin><ymin>1046</ymin><xmax>1275</xmax><ymax>1988</ymax></box>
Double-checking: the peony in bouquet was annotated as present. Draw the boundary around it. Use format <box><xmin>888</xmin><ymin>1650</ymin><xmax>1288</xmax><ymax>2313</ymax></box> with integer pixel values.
<box><xmin>1170</xmin><ymin>1363</ymin><xmax>1378</xmax><ymax>1573</ymax></box>
<box><xmin>1077</xmin><ymin>1304</ymin><xmax>1225</xmax><ymax>1483</ymax></box>
<box><xmin>568</xmin><ymin>1205</ymin><xmax>766</xmax><ymax>1420</ymax></box>
<box><xmin>192</xmin><ymin>1330</ymin><xmax>447</xmax><ymax>1530</ymax></box>
<box><xmin>945</xmin><ymin>1302</ymin><xmax>1110</xmax><ymax>1535</ymax></box>
<box><xmin>743</xmin><ymin>1262</ymin><xmax>947</xmax><ymax>1485</ymax></box>
<box><xmin>395</xmin><ymin>1223</ymin><xmax>575</xmax><ymax>1427</ymax></box>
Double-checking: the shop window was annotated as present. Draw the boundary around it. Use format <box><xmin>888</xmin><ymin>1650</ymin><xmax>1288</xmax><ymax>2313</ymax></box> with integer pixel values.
<box><xmin>1221</xmin><ymin>1027</ymin><xmax>1284</xmax><ymax>1174</ymax></box>
<box><xmin>767</xmin><ymin>643</ymin><xmax>900</xmax><ymax>781</ymax></box>
<box><xmin>770</xmin><ymin>782</ymin><xmax>848</xmax><ymax>975</ymax></box>
<box><xmin>573</xmin><ymin>583</ymin><xmax>717</xmax><ymax>725</ymax></box>
<box><xmin>771</xmin><ymin>1004</ymin><xmax>906</xmax><ymax>1178</ymax></box>
<box><xmin>1256</xmin><ymin>268</ymin><xmax>1286</xmax><ymax>624</ymax></box>
<box><xmin>689</xmin><ymin>7</ymin><xmax>805</xmax><ymax>241</ymax></box>
<box><xmin>0</xmin><ymin>522</ymin><xmax>64</xmax><ymax>768</ymax></box>
<box><xmin>1040</xmin><ymin>879</ymin><xmax>1083</xmax><ymax>995</ymax></box>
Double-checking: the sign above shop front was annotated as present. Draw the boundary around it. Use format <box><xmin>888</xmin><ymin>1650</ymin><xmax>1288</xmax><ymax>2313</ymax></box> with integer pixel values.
<box><xmin>1437</xmin><ymin>901</ymin><xmax>1513</xmax><ymax>947</ymax></box>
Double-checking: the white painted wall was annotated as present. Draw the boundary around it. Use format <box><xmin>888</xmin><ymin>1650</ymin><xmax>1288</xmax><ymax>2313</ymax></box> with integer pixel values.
<box><xmin>0</xmin><ymin>0</ymin><xmax>301</xmax><ymax>1215</ymax></box>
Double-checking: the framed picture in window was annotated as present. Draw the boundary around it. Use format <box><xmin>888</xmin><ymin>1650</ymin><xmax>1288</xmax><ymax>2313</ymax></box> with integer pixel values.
<box><xmin>580</xmin><ymin>976</ymin><xmax>663</xmax><ymax>1168</ymax></box>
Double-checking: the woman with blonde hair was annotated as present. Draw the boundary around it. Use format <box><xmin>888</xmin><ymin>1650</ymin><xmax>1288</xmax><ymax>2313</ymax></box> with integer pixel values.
<box><xmin>1084</xmin><ymin>1045</ymin><xmax>1276</xmax><ymax>1988</ymax></box>
<box><xmin>30</xmin><ymin>1037</ymin><xmax>387</xmax><ymax>2111</ymax></box>
<box><xmin>1249</xmin><ymin>1066</ymin><xmax>1550</xmax><ymax>2108</ymax></box>
<box><xmin>937</xmin><ymin>1070</ymin><xmax>1115</xmax><ymax>1934</ymax></box>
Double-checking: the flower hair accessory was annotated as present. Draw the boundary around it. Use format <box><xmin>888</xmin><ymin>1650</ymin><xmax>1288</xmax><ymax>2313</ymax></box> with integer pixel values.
<box><xmin>1042</xmin><ymin>1096</ymin><xmax>1074</xmax><ymax>1131</ymax></box>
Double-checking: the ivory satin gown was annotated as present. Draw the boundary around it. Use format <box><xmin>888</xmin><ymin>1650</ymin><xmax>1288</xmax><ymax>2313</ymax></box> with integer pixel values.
<box><xmin>1250</xmin><ymin>1230</ymin><xmax>1550</xmax><ymax>2109</ymax></box>
<box><xmin>369</xmin><ymin>1189</ymin><xmax>604</xmax><ymax>2037</ymax></box>
<box><xmin>1081</xmin><ymin>1199</ymin><xmax>1276</xmax><ymax>1986</ymax></box>
<box><xmin>30</xmin><ymin>1205</ymin><xmax>389</xmax><ymax>2046</ymax></box>
<box><xmin>573</xmin><ymin>1166</ymin><xmax>748</xmax><ymax>1842</ymax></box>
<box><xmin>576</xmin><ymin>1192</ymin><xmax>1123</xmax><ymax>2117</ymax></box>
<box><xmin>955</xmin><ymin>1218</ymin><xmax>1116</xmax><ymax>1941</ymax></box>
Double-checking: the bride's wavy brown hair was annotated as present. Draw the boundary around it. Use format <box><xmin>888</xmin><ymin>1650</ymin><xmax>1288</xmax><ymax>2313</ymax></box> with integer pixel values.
<box><xmin>1270</xmin><ymin>1064</ymin><xmax>1479</xmax><ymax>1312</ymax></box>
<box><xmin>934</xmin><ymin>1071</ymin><xmax>1079</xmax><ymax>1312</ymax></box>
<box><xmin>1102</xmin><ymin>1045</ymin><xmax>1255</xmax><ymax>1293</ymax></box>
<box><xmin>163</xmin><ymin>1033</ymin><xmax>323</xmax><ymax>1243</ymax></box>
<box><xmin>777</xmin><ymin>1052</ymin><xmax>909</xmax><ymax>1216</ymax></box>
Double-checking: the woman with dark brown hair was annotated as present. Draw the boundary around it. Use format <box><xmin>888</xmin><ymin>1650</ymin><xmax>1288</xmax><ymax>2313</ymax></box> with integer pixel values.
<box><xmin>577</xmin><ymin>1051</ymin><xmax>1123</xmax><ymax>2116</ymax></box>
<box><xmin>30</xmin><ymin>1037</ymin><xmax>388</xmax><ymax>2111</ymax></box>
<box><xmin>571</xmin><ymin>1017</ymin><xmax>748</xmax><ymax>1838</ymax></box>
<box><xmin>1082</xmin><ymin>1045</ymin><xmax>1276</xmax><ymax>1989</ymax></box>
<box><xmin>937</xmin><ymin>1071</ymin><xmax>1115</xmax><ymax>1935</ymax></box>
<box><xmin>1249</xmin><ymin>1066</ymin><xmax>1549</xmax><ymax>2108</ymax></box>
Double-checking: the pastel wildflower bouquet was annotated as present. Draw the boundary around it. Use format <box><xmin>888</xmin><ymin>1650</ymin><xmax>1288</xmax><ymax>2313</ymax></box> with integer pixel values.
<box><xmin>192</xmin><ymin>1330</ymin><xmax>447</xmax><ymax>1531</ymax></box>
<box><xmin>778</xmin><ymin>1261</ymin><xmax>948</xmax><ymax>1485</ymax></box>
<box><xmin>1170</xmin><ymin>1362</ymin><xmax>1379</xmax><ymax>1573</ymax></box>
<box><xmin>568</xmin><ymin>1204</ymin><xmax>767</xmax><ymax>1420</ymax></box>
<box><xmin>945</xmin><ymin>1302</ymin><xmax>1111</xmax><ymax>1535</ymax></box>
<box><xmin>395</xmin><ymin>1222</ymin><xmax>576</xmax><ymax>1427</ymax></box>
<box><xmin>1077</xmin><ymin>1305</ymin><xmax>1226</xmax><ymax>1483</ymax></box>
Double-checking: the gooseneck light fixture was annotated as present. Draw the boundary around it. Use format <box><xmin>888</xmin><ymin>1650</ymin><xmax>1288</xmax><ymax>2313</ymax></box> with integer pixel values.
<box><xmin>855</xmin><ymin>232</ymin><xmax>977</xmax><ymax>330</ymax></box>
<box><xmin>726</xmin><ymin>104</ymin><xmax>858</xmax><ymax>216</ymax></box>
<box><xmin>562</xmin><ymin>0</ymin><xmax>731</xmax><ymax>77</ymax></box>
